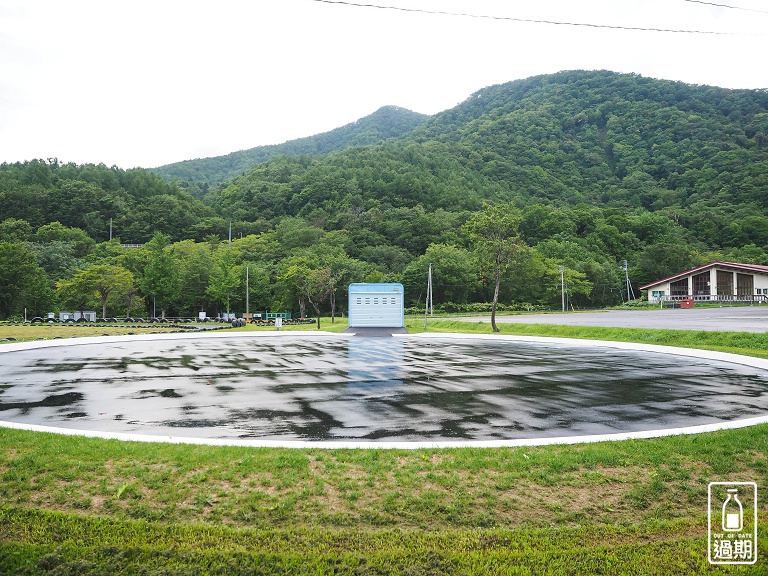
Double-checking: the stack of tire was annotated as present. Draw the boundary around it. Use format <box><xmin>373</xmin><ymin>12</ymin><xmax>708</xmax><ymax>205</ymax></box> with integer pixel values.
<box><xmin>231</xmin><ymin>318</ymin><xmax>247</xmax><ymax>327</ymax></box>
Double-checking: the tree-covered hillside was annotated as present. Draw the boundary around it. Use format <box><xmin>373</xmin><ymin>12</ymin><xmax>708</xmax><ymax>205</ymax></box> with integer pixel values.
<box><xmin>414</xmin><ymin>69</ymin><xmax>768</xmax><ymax>211</ymax></box>
<box><xmin>209</xmin><ymin>70</ymin><xmax>768</xmax><ymax>228</ymax></box>
<box><xmin>150</xmin><ymin>106</ymin><xmax>429</xmax><ymax>186</ymax></box>
<box><xmin>0</xmin><ymin>160</ymin><xmax>220</xmax><ymax>243</ymax></box>
<box><xmin>2</xmin><ymin>70</ymin><xmax>768</xmax><ymax>320</ymax></box>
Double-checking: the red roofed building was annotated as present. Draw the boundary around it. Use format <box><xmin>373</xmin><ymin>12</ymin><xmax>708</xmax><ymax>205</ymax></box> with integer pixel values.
<box><xmin>639</xmin><ymin>262</ymin><xmax>768</xmax><ymax>304</ymax></box>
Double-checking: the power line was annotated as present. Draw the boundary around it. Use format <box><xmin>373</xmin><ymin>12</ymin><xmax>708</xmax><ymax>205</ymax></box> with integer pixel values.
<box><xmin>681</xmin><ymin>0</ymin><xmax>768</xmax><ymax>15</ymax></box>
<box><xmin>309</xmin><ymin>0</ymin><xmax>749</xmax><ymax>35</ymax></box>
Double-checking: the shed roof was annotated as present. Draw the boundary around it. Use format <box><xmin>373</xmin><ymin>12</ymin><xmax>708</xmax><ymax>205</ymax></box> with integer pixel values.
<box><xmin>348</xmin><ymin>283</ymin><xmax>403</xmax><ymax>293</ymax></box>
<box><xmin>639</xmin><ymin>262</ymin><xmax>768</xmax><ymax>290</ymax></box>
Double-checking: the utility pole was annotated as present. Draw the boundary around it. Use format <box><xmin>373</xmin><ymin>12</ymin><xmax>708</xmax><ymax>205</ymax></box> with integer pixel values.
<box><xmin>623</xmin><ymin>260</ymin><xmax>635</xmax><ymax>301</ymax></box>
<box><xmin>423</xmin><ymin>262</ymin><xmax>433</xmax><ymax>329</ymax></box>
<box><xmin>559</xmin><ymin>265</ymin><xmax>565</xmax><ymax>313</ymax></box>
<box><xmin>109</xmin><ymin>218</ymin><xmax>113</xmax><ymax>241</ymax></box>
<box><xmin>245</xmin><ymin>266</ymin><xmax>250</xmax><ymax>317</ymax></box>
<box><xmin>428</xmin><ymin>262</ymin><xmax>433</xmax><ymax>316</ymax></box>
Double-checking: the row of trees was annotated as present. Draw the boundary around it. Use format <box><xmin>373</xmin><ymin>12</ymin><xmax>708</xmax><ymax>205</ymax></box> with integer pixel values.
<box><xmin>3</xmin><ymin>198</ymin><xmax>765</xmax><ymax>321</ymax></box>
<box><xmin>0</xmin><ymin>205</ymin><xmax>568</xmax><ymax>321</ymax></box>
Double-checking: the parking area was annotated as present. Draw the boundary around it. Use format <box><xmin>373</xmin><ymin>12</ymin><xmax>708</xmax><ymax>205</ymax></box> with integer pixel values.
<box><xmin>462</xmin><ymin>305</ymin><xmax>768</xmax><ymax>333</ymax></box>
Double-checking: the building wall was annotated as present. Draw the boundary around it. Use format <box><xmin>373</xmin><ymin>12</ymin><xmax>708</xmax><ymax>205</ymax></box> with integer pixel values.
<box><xmin>647</xmin><ymin>268</ymin><xmax>768</xmax><ymax>303</ymax></box>
<box><xmin>756</xmin><ymin>273</ymin><xmax>768</xmax><ymax>295</ymax></box>
<box><xmin>59</xmin><ymin>311</ymin><xmax>97</xmax><ymax>321</ymax></box>
<box><xmin>348</xmin><ymin>283</ymin><xmax>404</xmax><ymax>328</ymax></box>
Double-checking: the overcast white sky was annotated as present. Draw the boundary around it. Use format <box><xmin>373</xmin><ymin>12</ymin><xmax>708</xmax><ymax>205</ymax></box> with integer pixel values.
<box><xmin>0</xmin><ymin>0</ymin><xmax>766</xmax><ymax>169</ymax></box>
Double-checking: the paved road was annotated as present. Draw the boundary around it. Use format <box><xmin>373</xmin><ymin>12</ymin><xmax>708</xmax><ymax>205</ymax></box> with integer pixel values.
<box><xmin>460</xmin><ymin>306</ymin><xmax>768</xmax><ymax>333</ymax></box>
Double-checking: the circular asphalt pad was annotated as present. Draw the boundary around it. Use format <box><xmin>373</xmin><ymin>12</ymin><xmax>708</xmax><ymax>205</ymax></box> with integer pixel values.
<box><xmin>1</xmin><ymin>334</ymin><xmax>767</xmax><ymax>442</ymax></box>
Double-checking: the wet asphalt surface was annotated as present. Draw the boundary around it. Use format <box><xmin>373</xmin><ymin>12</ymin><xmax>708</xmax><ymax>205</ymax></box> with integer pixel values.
<box><xmin>1</xmin><ymin>335</ymin><xmax>767</xmax><ymax>441</ymax></box>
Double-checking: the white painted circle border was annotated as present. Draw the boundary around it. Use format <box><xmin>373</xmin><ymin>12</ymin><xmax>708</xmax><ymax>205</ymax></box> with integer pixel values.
<box><xmin>1</xmin><ymin>330</ymin><xmax>766</xmax><ymax>449</ymax></box>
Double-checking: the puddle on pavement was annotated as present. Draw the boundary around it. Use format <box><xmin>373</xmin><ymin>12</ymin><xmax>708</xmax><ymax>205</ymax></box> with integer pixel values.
<box><xmin>1</xmin><ymin>336</ymin><xmax>767</xmax><ymax>441</ymax></box>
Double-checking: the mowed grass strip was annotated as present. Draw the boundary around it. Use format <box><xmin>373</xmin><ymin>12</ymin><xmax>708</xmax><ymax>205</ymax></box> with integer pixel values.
<box><xmin>0</xmin><ymin>323</ymin><xmax>193</xmax><ymax>342</ymax></box>
<box><xmin>0</xmin><ymin>538</ymin><xmax>728</xmax><ymax>576</ymax></box>
<box><xmin>0</xmin><ymin>506</ymin><xmax>706</xmax><ymax>556</ymax></box>
<box><xmin>0</xmin><ymin>318</ymin><xmax>347</xmax><ymax>343</ymax></box>
<box><xmin>1</xmin><ymin>426</ymin><xmax>766</xmax><ymax>530</ymax></box>
<box><xmin>4</xmin><ymin>316</ymin><xmax>768</xmax><ymax>355</ymax></box>
<box><xmin>0</xmin><ymin>507</ymin><xmax>730</xmax><ymax>576</ymax></box>
<box><xmin>0</xmin><ymin>426</ymin><xmax>766</xmax><ymax>574</ymax></box>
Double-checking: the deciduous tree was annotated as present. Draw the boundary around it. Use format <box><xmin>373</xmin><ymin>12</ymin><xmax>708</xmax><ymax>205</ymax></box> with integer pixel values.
<box><xmin>0</xmin><ymin>242</ymin><xmax>52</xmax><ymax>318</ymax></box>
<box><xmin>140</xmin><ymin>233</ymin><xmax>180</xmax><ymax>318</ymax></box>
<box><xmin>58</xmin><ymin>263</ymin><xmax>134</xmax><ymax>318</ymax></box>
<box><xmin>206</xmin><ymin>248</ymin><xmax>242</xmax><ymax>316</ymax></box>
<box><xmin>463</xmin><ymin>204</ymin><xmax>524</xmax><ymax>332</ymax></box>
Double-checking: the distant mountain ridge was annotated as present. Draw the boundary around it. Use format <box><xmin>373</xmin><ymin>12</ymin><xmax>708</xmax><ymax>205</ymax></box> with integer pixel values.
<box><xmin>4</xmin><ymin>70</ymin><xmax>767</xmax><ymax>255</ymax></box>
<box><xmin>210</xmin><ymin>69</ymin><xmax>768</xmax><ymax>215</ymax></box>
<box><xmin>150</xmin><ymin>105</ymin><xmax>429</xmax><ymax>185</ymax></box>
<box><xmin>3</xmin><ymin>69</ymin><xmax>768</xmax><ymax>315</ymax></box>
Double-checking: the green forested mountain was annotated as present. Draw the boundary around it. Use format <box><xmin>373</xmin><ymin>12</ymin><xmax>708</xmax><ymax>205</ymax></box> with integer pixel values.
<box><xmin>200</xmin><ymin>70</ymin><xmax>768</xmax><ymax>277</ymax></box>
<box><xmin>413</xmin><ymin>69</ymin><xmax>768</xmax><ymax>211</ymax></box>
<box><xmin>2</xmin><ymin>70</ymin><xmax>768</xmax><ymax>320</ymax></box>
<box><xmin>209</xmin><ymin>69</ymin><xmax>768</xmax><ymax>223</ymax></box>
<box><xmin>0</xmin><ymin>161</ymin><xmax>220</xmax><ymax>242</ymax></box>
<box><xmin>150</xmin><ymin>105</ymin><xmax>429</xmax><ymax>186</ymax></box>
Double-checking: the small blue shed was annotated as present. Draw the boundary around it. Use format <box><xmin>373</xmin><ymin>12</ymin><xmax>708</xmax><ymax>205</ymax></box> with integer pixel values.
<box><xmin>348</xmin><ymin>283</ymin><xmax>404</xmax><ymax>328</ymax></box>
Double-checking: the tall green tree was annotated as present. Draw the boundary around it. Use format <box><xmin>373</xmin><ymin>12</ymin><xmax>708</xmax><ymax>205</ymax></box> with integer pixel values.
<box><xmin>305</xmin><ymin>266</ymin><xmax>333</xmax><ymax>328</ymax></box>
<box><xmin>463</xmin><ymin>204</ymin><xmax>524</xmax><ymax>332</ymax></box>
<box><xmin>176</xmin><ymin>240</ymin><xmax>215</xmax><ymax>315</ymax></box>
<box><xmin>277</xmin><ymin>255</ymin><xmax>313</xmax><ymax>319</ymax></box>
<box><xmin>206</xmin><ymin>248</ymin><xmax>242</xmax><ymax>316</ymax></box>
<box><xmin>400</xmin><ymin>243</ymin><xmax>476</xmax><ymax>307</ymax></box>
<box><xmin>0</xmin><ymin>218</ymin><xmax>33</xmax><ymax>243</ymax></box>
<box><xmin>140</xmin><ymin>233</ymin><xmax>180</xmax><ymax>318</ymax></box>
<box><xmin>57</xmin><ymin>272</ymin><xmax>95</xmax><ymax>319</ymax></box>
<box><xmin>58</xmin><ymin>263</ymin><xmax>135</xmax><ymax>319</ymax></box>
<box><xmin>0</xmin><ymin>242</ymin><xmax>52</xmax><ymax>318</ymax></box>
<box><xmin>34</xmin><ymin>221</ymin><xmax>95</xmax><ymax>258</ymax></box>
<box><xmin>324</xmin><ymin>253</ymin><xmax>368</xmax><ymax>322</ymax></box>
<box><xmin>243</xmin><ymin>261</ymin><xmax>273</xmax><ymax>316</ymax></box>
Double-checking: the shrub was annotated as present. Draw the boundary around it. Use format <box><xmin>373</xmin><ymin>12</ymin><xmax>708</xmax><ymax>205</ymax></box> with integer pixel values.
<box><xmin>406</xmin><ymin>302</ymin><xmax>548</xmax><ymax>315</ymax></box>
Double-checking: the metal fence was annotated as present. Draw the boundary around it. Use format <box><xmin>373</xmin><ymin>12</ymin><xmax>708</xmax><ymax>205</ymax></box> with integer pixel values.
<box><xmin>660</xmin><ymin>294</ymin><xmax>767</xmax><ymax>304</ymax></box>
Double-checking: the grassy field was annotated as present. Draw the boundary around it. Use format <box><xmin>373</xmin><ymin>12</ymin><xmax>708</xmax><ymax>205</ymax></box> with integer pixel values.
<box><xmin>1</xmin><ymin>318</ymin><xmax>766</xmax><ymax>574</ymax></box>
<box><xmin>405</xmin><ymin>317</ymin><xmax>768</xmax><ymax>359</ymax></box>
<box><xmin>0</xmin><ymin>322</ymin><xmax>202</xmax><ymax>342</ymax></box>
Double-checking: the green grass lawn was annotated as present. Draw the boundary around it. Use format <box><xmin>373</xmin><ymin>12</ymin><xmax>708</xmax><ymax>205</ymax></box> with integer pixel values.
<box><xmin>405</xmin><ymin>317</ymin><xmax>768</xmax><ymax>359</ymax></box>
<box><xmin>1</xmin><ymin>319</ymin><xmax>766</xmax><ymax>574</ymax></box>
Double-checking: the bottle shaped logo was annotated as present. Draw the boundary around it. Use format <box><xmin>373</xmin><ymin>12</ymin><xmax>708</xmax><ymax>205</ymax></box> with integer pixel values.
<box><xmin>722</xmin><ymin>488</ymin><xmax>743</xmax><ymax>532</ymax></box>
<box><xmin>709</xmin><ymin>481</ymin><xmax>757</xmax><ymax>565</ymax></box>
